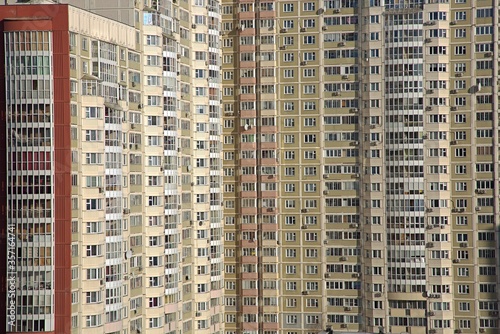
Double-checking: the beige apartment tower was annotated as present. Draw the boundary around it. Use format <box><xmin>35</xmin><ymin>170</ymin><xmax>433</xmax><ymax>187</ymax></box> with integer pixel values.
<box><xmin>1</xmin><ymin>0</ymin><xmax>224</xmax><ymax>334</ymax></box>
<box><xmin>222</xmin><ymin>0</ymin><xmax>500</xmax><ymax>334</ymax></box>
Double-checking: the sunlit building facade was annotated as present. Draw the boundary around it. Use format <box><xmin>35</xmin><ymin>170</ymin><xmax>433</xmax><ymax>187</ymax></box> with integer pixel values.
<box><xmin>222</xmin><ymin>0</ymin><xmax>500</xmax><ymax>334</ymax></box>
<box><xmin>1</xmin><ymin>1</ymin><xmax>224</xmax><ymax>334</ymax></box>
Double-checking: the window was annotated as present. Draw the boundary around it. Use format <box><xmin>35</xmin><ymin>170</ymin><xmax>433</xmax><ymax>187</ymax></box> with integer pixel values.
<box><xmin>283</xmin><ymin>53</ymin><xmax>294</xmax><ymax>62</ymax></box>
<box><xmin>86</xmin><ymin>245</ymin><xmax>102</xmax><ymax>257</ymax></box>
<box><xmin>86</xmin><ymin>315</ymin><xmax>102</xmax><ymax>327</ymax></box>
<box><xmin>455</xmin><ymin>11</ymin><xmax>466</xmax><ymax>20</ymax></box>
<box><xmin>85</xmin><ymin>199</ymin><xmax>102</xmax><ymax>210</ymax></box>
<box><xmin>86</xmin><ymin>291</ymin><xmax>102</xmax><ymax>304</ymax></box>
<box><xmin>458</xmin><ymin>284</ymin><xmax>470</xmax><ymax>294</ymax></box>
<box><xmin>303</xmin><ymin>36</ymin><xmax>316</xmax><ymax>44</ymax></box>
<box><xmin>283</xmin><ymin>3</ymin><xmax>294</xmax><ymax>12</ymax></box>
<box><xmin>284</xmin><ymin>118</ymin><xmax>295</xmax><ymax>127</ymax></box>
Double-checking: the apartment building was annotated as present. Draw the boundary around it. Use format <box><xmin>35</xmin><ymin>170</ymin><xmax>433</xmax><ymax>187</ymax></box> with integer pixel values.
<box><xmin>3</xmin><ymin>0</ymin><xmax>500</xmax><ymax>334</ymax></box>
<box><xmin>0</xmin><ymin>1</ymin><xmax>224</xmax><ymax>333</ymax></box>
<box><xmin>222</xmin><ymin>0</ymin><xmax>500</xmax><ymax>334</ymax></box>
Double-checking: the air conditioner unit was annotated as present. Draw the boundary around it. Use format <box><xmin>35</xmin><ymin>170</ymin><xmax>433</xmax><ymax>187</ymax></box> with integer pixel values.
<box><xmin>123</xmin><ymin>209</ymin><xmax>130</xmax><ymax>214</ymax></box>
<box><xmin>441</xmin><ymin>224</ymin><xmax>446</xmax><ymax>229</ymax></box>
<box><xmin>192</xmin><ymin>24</ymin><xmax>197</xmax><ymax>29</ymax></box>
<box><xmin>301</xmin><ymin>208</ymin><xmax>309</xmax><ymax>213</ymax></box>
<box><xmin>338</xmin><ymin>42</ymin><xmax>345</xmax><ymax>47</ymax></box>
<box><xmin>323</xmin><ymin>240</ymin><xmax>328</xmax><ymax>245</ymax></box>
<box><xmin>302</xmin><ymin>291</ymin><xmax>309</xmax><ymax>295</ymax></box>
<box><xmin>196</xmin><ymin>312</ymin><xmax>201</xmax><ymax>317</ymax></box>
<box><xmin>370</xmin><ymin>125</ymin><xmax>376</xmax><ymax>129</ymax></box>
<box><xmin>349</xmin><ymin>108</ymin><xmax>358</xmax><ymax>113</ymax></box>
<box><xmin>131</xmin><ymin>123</ymin><xmax>136</xmax><ymax>129</ymax></box>
<box><xmin>99</xmin><ymin>187</ymin><xmax>104</xmax><ymax>193</ymax></box>
<box><xmin>455</xmin><ymin>73</ymin><xmax>463</xmax><ymax>77</ymax></box>
<box><xmin>476</xmin><ymin>206</ymin><xmax>481</xmax><ymax>211</ymax></box>
<box><xmin>344</xmin><ymin>306</ymin><xmax>352</xmax><ymax>311</ymax></box>
<box><xmin>301</xmin><ymin>225</ymin><xmax>308</xmax><ymax>229</ymax></box>
<box><xmin>453</xmin><ymin>259</ymin><xmax>460</xmax><ymax>263</ymax></box>
<box><xmin>485</xmin><ymin>52</ymin><xmax>493</xmax><ymax>57</ymax></box>
<box><xmin>333</xmin><ymin>8</ymin><xmax>340</xmax><ymax>13</ymax></box>
<box><xmin>424</xmin><ymin>21</ymin><xmax>436</xmax><ymax>26</ymax></box>
<box><xmin>429</xmin><ymin>330</ymin><xmax>436</xmax><ymax>334</ymax></box>
<box><xmin>340</xmin><ymin>256</ymin><xmax>347</xmax><ymax>261</ymax></box>
<box><xmin>425</xmin><ymin>106</ymin><xmax>433</xmax><ymax>111</ymax></box>
<box><xmin>352</xmin><ymin>273</ymin><xmax>360</xmax><ymax>278</ymax></box>
<box><xmin>280</xmin><ymin>28</ymin><xmax>288</xmax><ymax>33</ymax></box>
<box><xmin>300</xmin><ymin>27</ymin><xmax>306</xmax><ymax>32</ymax></box>
<box><xmin>351</xmin><ymin>141</ymin><xmax>359</xmax><ymax>146</ymax></box>
<box><xmin>450</xmin><ymin>21</ymin><xmax>457</xmax><ymax>25</ymax></box>
<box><xmin>479</xmin><ymin>329</ymin><xmax>485</xmax><ymax>333</ymax></box>
<box><xmin>489</xmin><ymin>311</ymin><xmax>499</xmax><ymax>316</ymax></box>
<box><xmin>349</xmin><ymin>223</ymin><xmax>359</xmax><ymax>228</ymax></box>
<box><xmin>455</xmin><ymin>330</ymin><xmax>462</xmax><ymax>334</ymax></box>
<box><xmin>426</xmin><ymin>89</ymin><xmax>434</xmax><ymax>94</ymax></box>
<box><xmin>450</xmin><ymin>89</ymin><xmax>457</xmax><ymax>94</ymax></box>
<box><xmin>370</xmin><ymin>142</ymin><xmax>377</xmax><ymax>146</ymax></box>
<box><xmin>450</xmin><ymin>140</ymin><xmax>457</xmax><ymax>145</ymax></box>
<box><xmin>300</xmin><ymin>61</ymin><xmax>307</xmax><ymax>66</ymax></box>
<box><xmin>322</xmin><ymin>26</ymin><xmax>327</xmax><ymax>31</ymax></box>
<box><xmin>332</xmin><ymin>92</ymin><xmax>340</xmax><ymax>96</ymax></box>
<box><xmin>324</xmin><ymin>273</ymin><xmax>330</xmax><ymax>278</ymax></box>
<box><xmin>460</xmin><ymin>242</ymin><xmax>468</xmax><ymax>247</ymax></box>
<box><xmin>427</xmin><ymin>242</ymin><xmax>435</xmax><ymax>248</ymax></box>
<box><xmin>353</xmin><ymin>173</ymin><xmax>360</xmax><ymax>178</ymax></box>
<box><xmin>279</xmin><ymin>46</ymin><xmax>286</xmax><ymax>50</ymax></box>
<box><xmin>426</xmin><ymin>208</ymin><xmax>433</xmax><ymax>213</ymax></box>
<box><xmin>424</xmin><ymin>38</ymin><xmax>432</xmax><ymax>43</ymax></box>
<box><xmin>422</xmin><ymin>135</ymin><xmax>428</xmax><ymax>139</ymax></box>
<box><xmin>427</xmin><ymin>225</ymin><xmax>434</xmax><ymax>230</ymax></box>
<box><xmin>323</xmin><ymin>174</ymin><xmax>329</xmax><ymax>179</ymax></box>
<box><xmin>374</xmin><ymin>292</ymin><xmax>382</xmax><ymax>297</ymax></box>
<box><xmin>323</xmin><ymin>190</ymin><xmax>329</xmax><ymax>195</ymax></box>
<box><xmin>450</xmin><ymin>106</ymin><xmax>458</xmax><ymax>111</ymax></box>
<box><xmin>177</xmin><ymin>54</ymin><xmax>181</xmax><ymax>59</ymax></box>
<box><xmin>428</xmin><ymin>311</ymin><xmax>435</xmax><ymax>316</ymax></box>
<box><xmin>340</xmin><ymin>324</ymin><xmax>347</xmax><ymax>328</ymax></box>
<box><xmin>452</xmin><ymin>208</ymin><xmax>459</xmax><ymax>213</ymax></box>
<box><xmin>476</xmin><ymin>189</ymin><xmax>486</xmax><ymax>194</ymax></box>
<box><xmin>342</xmin><ymin>74</ymin><xmax>349</xmax><ymax>79</ymax></box>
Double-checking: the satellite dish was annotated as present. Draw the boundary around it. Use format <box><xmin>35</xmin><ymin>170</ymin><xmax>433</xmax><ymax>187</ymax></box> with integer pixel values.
<box><xmin>477</xmin><ymin>82</ymin><xmax>482</xmax><ymax>92</ymax></box>
<box><xmin>125</xmin><ymin>250</ymin><xmax>133</xmax><ymax>259</ymax></box>
<box><xmin>244</xmin><ymin>124</ymin><xmax>249</xmax><ymax>130</ymax></box>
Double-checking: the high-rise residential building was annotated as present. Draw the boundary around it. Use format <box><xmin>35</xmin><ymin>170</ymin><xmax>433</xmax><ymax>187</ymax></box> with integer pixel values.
<box><xmin>0</xmin><ymin>1</ymin><xmax>224</xmax><ymax>333</ymax></box>
<box><xmin>221</xmin><ymin>0</ymin><xmax>500</xmax><ymax>334</ymax></box>
<box><xmin>3</xmin><ymin>0</ymin><xmax>500</xmax><ymax>334</ymax></box>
